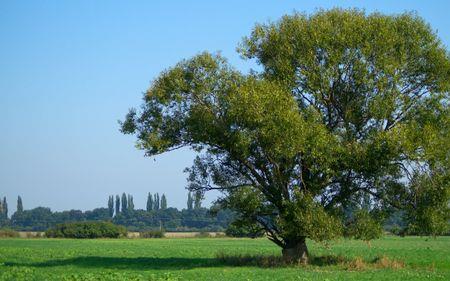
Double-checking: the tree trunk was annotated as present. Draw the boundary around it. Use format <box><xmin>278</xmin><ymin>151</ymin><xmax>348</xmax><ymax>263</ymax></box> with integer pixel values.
<box><xmin>282</xmin><ymin>239</ymin><xmax>309</xmax><ymax>264</ymax></box>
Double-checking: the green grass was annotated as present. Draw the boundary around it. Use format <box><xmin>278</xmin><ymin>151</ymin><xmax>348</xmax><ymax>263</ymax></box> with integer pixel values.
<box><xmin>0</xmin><ymin>236</ymin><xmax>448</xmax><ymax>280</ymax></box>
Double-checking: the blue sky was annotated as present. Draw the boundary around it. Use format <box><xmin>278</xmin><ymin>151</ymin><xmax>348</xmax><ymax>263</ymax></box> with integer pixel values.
<box><xmin>1</xmin><ymin>0</ymin><xmax>449</xmax><ymax>214</ymax></box>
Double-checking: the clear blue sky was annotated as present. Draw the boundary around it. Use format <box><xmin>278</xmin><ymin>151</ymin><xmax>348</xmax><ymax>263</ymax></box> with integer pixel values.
<box><xmin>1</xmin><ymin>1</ymin><xmax>449</xmax><ymax>214</ymax></box>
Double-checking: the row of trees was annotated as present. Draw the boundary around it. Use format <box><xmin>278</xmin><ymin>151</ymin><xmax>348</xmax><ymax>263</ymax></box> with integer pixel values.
<box><xmin>0</xmin><ymin>193</ymin><xmax>233</xmax><ymax>232</ymax></box>
<box><xmin>2</xmin><ymin>206</ymin><xmax>233</xmax><ymax>232</ymax></box>
<box><xmin>0</xmin><ymin>193</ymin><xmax>410</xmax><ymax>234</ymax></box>
<box><xmin>106</xmin><ymin>192</ymin><xmax>174</xmax><ymax>218</ymax></box>
<box><xmin>145</xmin><ymin>192</ymin><xmax>168</xmax><ymax>211</ymax></box>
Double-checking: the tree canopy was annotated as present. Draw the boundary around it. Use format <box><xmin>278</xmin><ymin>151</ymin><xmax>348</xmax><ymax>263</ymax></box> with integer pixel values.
<box><xmin>121</xmin><ymin>9</ymin><xmax>450</xmax><ymax>263</ymax></box>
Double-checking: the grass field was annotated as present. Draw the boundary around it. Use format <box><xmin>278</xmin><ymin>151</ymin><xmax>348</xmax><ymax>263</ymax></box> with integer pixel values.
<box><xmin>0</xmin><ymin>236</ymin><xmax>448</xmax><ymax>280</ymax></box>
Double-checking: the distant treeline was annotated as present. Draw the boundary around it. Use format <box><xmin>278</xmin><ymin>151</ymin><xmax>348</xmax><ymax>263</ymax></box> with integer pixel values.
<box><xmin>0</xmin><ymin>193</ymin><xmax>409</xmax><ymax>234</ymax></box>
<box><xmin>0</xmin><ymin>193</ymin><xmax>234</xmax><ymax>232</ymax></box>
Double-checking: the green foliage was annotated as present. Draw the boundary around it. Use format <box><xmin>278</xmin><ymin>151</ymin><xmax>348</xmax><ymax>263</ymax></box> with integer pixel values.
<box><xmin>345</xmin><ymin>209</ymin><xmax>383</xmax><ymax>242</ymax></box>
<box><xmin>84</xmin><ymin>208</ymin><xmax>111</xmax><ymax>221</ymax></box>
<box><xmin>127</xmin><ymin>194</ymin><xmax>135</xmax><ymax>211</ymax></box>
<box><xmin>140</xmin><ymin>230</ymin><xmax>165</xmax><ymax>238</ymax></box>
<box><xmin>405</xmin><ymin>172</ymin><xmax>449</xmax><ymax>236</ymax></box>
<box><xmin>193</xmin><ymin>191</ymin><xmax>202</xmax><ymax>209</ymax></box>
<box><xmin>1</xmin><ymin>197</ymin><xmax>8</xmax><ymax>219</ymax></box>
<box><xmin>45</xmin><ymin>221</ymin><xmax>127</xmax><ymax>239</ymax></box>
<box><xmin>7</xmin><ymin>204</ymin><xmax>234</xmax><ymax>232</ymax></box>
<box><xmin>154</xmin><ymin>193</ymin><xmax>160</xmax><ymax>210</ymax></box>
<box><xmin>187</xmin><ymin>192</ymin><xmax>193</xmax><ymax>210</ymax></box>
<box><xmin>121</xmin><ymin>8</ymin><xmax>450</xmax><ymax>254</ymax></box>
<box><xmin>108</xmin><ymin>195</ymin><xmax>114</xmax><ymax>218</ymax></box>
<box><xmin>121</xmin><ymin>193</ymin><xmax>128</xmax><ymax>213</ymax></box>
<box><xmin>160</xmin><ymin>194</ymin><xmax>167</xmax><ymax>210</ymax></box>
<box><xmin>16</xmin><ymin>196</ymin><xmax>23</xmax><ymax>213</ymax></box>
<box><xmin>279</xmin><ymin>193</ymin><xmax>342</xmax><ymax>242</ymax></box>
<box><xmin>147</xmin><ymin>192</ymin><xmax>153</xmax><ymax>212</ymax></box>
<box><xmin>10</xmin><ymin>207</ymin><xmax>53</xmax><ymax>231</ymax></box>
<box><xmin>115</xmin><ymin>195</ymin><xmax>120</xmax><ymax>216</ymax></box>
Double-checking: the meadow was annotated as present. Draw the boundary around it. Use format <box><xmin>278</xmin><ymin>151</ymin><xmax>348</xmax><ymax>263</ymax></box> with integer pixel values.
<box><xmin>0</xmin><ymin>236</ymin><xmax>448</xmax><ymax>281</ymax></box>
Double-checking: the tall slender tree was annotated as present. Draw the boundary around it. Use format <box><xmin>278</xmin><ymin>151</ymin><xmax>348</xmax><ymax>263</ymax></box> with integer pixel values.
<box><xmin>187</xmin><ymin>192</ymin><xmax>193</xmax><ymax>210</ymax></box>
<box><xmin>154</xmin><ymin>193</ymin><xmax>160</xmax><ymax>210</ymax></box>
<box><xmin>108</xmin><ymin>195</ymin><xmax>114</xmax><ymax>217</ymax></box>
<box><xmin>128</xmin><ymin>194</ymin><xmax>134</xmax><ymax>211</ymax></box>
<box><xmin>146</xmin><ymin>192</ymin><xmax>153</xmax><ymax>212</ymax></box>
<box><xmin>2</xmin><ymin>197</ymin><xmax>7</xmax><ymax>218</ymax></box>
<box><xmin>161</xmin><ymin>194</ymin><xmax>167</xmax><ymax>210</ymax></box>
<box><xmin>194</xmin><ymin>191</ymin><xmax>202</xmax><ymax>210</ymax></box>
<box><xmin>0</xmin><ymin>199</ymin><xmax>3</xmax><ymax>219</ymax></box>
<box><xmin>121</xmin><ymin>193</ymin><xmax>128</xmax><ymax>213</ymax></box>
<box><xmin>17</xmin><ymin>196</ymin><xmax>23</xmax><ymax>213</ymax></box>
<box><xmin>115</xmin><ymin>195</ymin><xmax>120</xmax><ymax>215</ymax></box>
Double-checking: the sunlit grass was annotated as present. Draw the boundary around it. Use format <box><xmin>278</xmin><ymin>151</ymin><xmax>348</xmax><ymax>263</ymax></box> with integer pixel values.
<box><xmin>0</xmin><ymin>236</ymin><xmax>448</xmax><ymax>280</ymax></box>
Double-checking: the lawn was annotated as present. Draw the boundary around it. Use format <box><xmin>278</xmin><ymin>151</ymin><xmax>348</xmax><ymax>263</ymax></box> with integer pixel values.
<box><xmin>0</xmin><ymin>236</ymin><xmax>448</xmax><ymax>280</ymax></box>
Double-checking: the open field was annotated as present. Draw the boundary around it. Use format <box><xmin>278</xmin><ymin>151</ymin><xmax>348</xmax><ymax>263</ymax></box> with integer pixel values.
<box><xmin>0</xmin><ymin>236</ymin><xmax>448</xmax><ymax>281</ymax></box>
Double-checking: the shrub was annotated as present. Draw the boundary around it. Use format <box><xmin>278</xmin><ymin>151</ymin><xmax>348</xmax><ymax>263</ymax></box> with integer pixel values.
<box><xmin>45</xmin><ymin>221</ymin><xmax>127</xmax><ymax>238</ymax></box>
<box><xmin>344</xmin><ymin>210</ymin><xmax>383</xmax><ymax>242</ymax></box>
<box><xmin>0</xmin><ymin>228</ymin><xmax>19</xmax><ymax>238</ymax></box>
<box><xmin>140</xmin><ymin>230</ymin><xmax>165</xmax><ymax>238</ymax></box>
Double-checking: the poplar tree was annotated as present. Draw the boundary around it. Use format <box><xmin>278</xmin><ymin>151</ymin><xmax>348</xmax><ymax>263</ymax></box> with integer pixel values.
<box><xmin>154</xmin><ymin>193</ymin><xmax>160</xmax><ymax>210</ymax></box>
<box><xmin>146</xmin><ymin>192</ymin><xmax>153</xmax><ymax>212</ymax></box>
<box><xmin>121</xmin><ymin>193</ymin><xmax>128</xmax><ymax>213</ymax></box>
<box><xmin>0</xmin><ymin>199</ymin><xmax>3</xmax><ymax>219</ymax></box>
<box><xmin>128</xmin><ymin>194</ymin><xmax>134</xmax><ymax>211</ymax></box>
<box><xmin>17</xmin><ymin>196</ymin><xmax>23</xmax><ymax>213</ymax></box>
<box><xmin>194</xmin><ymin>191</ymin><xmax>202</xmax><ymax>210</ymax></box>
<box><xmin>115</xmin><ymin>195</ymin><xmax>120</xmax><ymax>215</ymax></box>
<box><xmin>161</xmin><ymin>194</ymin><xmax>167</xmax><ymax>210</ymax></box>
<box><xmin>108</xmin><ymin>195</ymin><xmax>114</xmax><ymax>217</ymax></box>
<box><xmin>2</xmin><ymin>197</ymin><xmax>7</xmax><ymax>218</ymax></box>
<box><xmin>187</xmin><ymin>192</ymin><xmax>193</xmax><ymax>210</ymax></box>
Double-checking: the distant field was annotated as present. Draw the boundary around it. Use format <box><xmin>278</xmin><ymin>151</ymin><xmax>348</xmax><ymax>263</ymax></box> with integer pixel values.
<box><xmin>0</xmin><ymin>236</ymin><xmax>448</xmax><ymax>280</ymax></box>
<box><xmin>15</xmin><ymin>231</ymin><xmax>225</xmax><ymax>239</ymax></box>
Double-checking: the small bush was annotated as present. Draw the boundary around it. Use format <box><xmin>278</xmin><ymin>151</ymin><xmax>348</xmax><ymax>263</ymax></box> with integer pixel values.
<box><xmin>0</xmin><ymin>228</ymin><xmax>19</xmax><ymax>238</ymax></box>
<box><xmin>45</xmin><ymin>221</ymin><xmax>127</xmax><ymax>238</ymax></box>
<box><xmin>344</xmin><ymin>209</ymin><xmax>383</xmax><ymax>242</ymax></box>
<box><xmin>140</xmin><ymin>230</ymin><xmax>165</xmax><ymax>238</ymax></box>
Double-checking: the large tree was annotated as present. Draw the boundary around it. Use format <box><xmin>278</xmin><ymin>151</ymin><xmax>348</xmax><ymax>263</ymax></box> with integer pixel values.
<box><xmin>121</xmin><ymin>9</ymin><xmax>450</xmax><ymax>263</ymax></box>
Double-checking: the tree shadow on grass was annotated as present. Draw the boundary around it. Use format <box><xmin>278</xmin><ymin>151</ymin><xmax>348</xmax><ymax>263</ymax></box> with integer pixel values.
<box><xmin>5</xmin><ymin>257</ymin><xmax>218</xmax><ymax>270</ymax></box>
<box><xmin>4</xmin><ymin>254</ymin><xmax>349</xmax><ymax>270</ymax></box>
